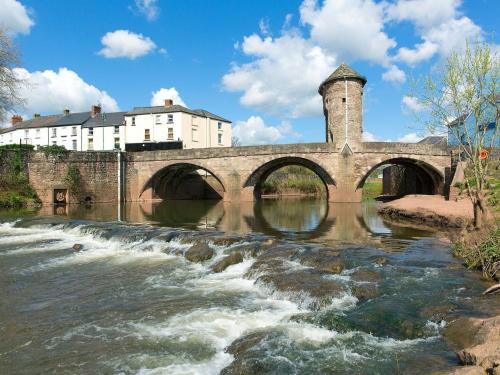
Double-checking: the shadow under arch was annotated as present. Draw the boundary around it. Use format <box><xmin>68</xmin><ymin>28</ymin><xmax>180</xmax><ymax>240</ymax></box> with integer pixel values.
<box><xmin>356</xmin><ymin>157</ymin><xmax>444</xmax><ymax>195</ymax></box>
<box><xmin>140</xmin><ymin>163</ymin><xmax>226</xmax><ymax>201</ymax></box>
<box><xmin>244</xmin><ymin>156</ymin><xmax>336</xmax><ymax>200</ymax></box>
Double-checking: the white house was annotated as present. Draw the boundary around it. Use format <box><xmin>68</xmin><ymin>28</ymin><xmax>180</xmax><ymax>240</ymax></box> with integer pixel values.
<box><xmin>0</xmin><ymin>100</ymin><xmax>232</xmax><ymax>151</ymax></box>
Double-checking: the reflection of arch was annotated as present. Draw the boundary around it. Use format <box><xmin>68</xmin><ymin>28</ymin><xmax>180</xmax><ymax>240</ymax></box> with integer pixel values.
<box><xmin>356</xmin><ymin>157</ymin><xmax>444</xmax><ymax>195</ymax></box>
<box><xmin>244</xmin><ymin>157</ymin><xmax>336</xmax><ymax>200</ymax></box>
<box><xmin>243</xmin><ymin>200</ymin><xmax>335</xmax><ymax>240</ymax></box>
<box><xmin>140</xmin><ymin>163</ymin><xmax>226</xmax><ymax>200</ymax></box>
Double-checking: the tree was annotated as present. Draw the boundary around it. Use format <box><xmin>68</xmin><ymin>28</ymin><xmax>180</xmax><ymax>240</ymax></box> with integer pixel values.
<box><xmin>410</xmin><ymin>41</ymin><xmax>499</xmax><ymax>228</ymax></box>
<box><xmin>231</xmin><ymin>136</ymin><xmax>242</xmax><ymax>147</ymax></box>
<box><xmin>0</xmin><ymin>30</ymin><xmax>23</xmax><ymax>123</ymax></box>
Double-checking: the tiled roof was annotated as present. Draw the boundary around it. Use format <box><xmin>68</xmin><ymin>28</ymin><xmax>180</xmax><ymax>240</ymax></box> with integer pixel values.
<box><xmin>417</xmin><ymin>136</ymin><xmax>447</xmax><ymax>145</ymax></box>
<box><xmin>126</xmin><ymin>105</ymin><xmax>231</xmax><ymax>123</ymax></box>
<box><xmin>319</xmin><ymin>63</ymin><xmax>367</xmax><ymax>94</ymax></box>
<box><xmin>51</xmin><ymin>112</ymin><xmax>91</xmax><ymax>126</ymax></box>
<box><xmin>0</xmin><ymin>114</ymin><xmax>63</xmax><ymax>134</ymax></box>
<box><xmin>83</xmin><ymin>112</ymin><xmax>126</xmax><ymax>128</ymax></box>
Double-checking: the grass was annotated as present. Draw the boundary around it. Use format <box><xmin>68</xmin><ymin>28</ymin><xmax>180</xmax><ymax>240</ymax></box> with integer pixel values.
<box><xmin>362</xmin><ymin>181</ymin><xmax>383</xmax><ymax>201</ymax></box>
<box><xmin>261</xmin><ymin>166</ymin><xmax>326</xmax><ymax>196</ymax></box>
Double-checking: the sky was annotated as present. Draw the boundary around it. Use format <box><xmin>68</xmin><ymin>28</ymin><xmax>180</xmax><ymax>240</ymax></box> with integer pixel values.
<box><xmin>0</xmin><ymin>0</ymin><xmax>498</xmax><ymax>145</ymax></box>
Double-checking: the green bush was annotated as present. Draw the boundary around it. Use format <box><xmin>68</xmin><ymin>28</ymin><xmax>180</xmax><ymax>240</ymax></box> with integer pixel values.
<box><xmin>39</xmin><ymin>144</ymin><xmax>68</xmax><ymax>158</ymax></box>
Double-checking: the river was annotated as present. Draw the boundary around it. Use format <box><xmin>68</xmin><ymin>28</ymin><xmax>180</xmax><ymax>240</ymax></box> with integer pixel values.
<box><xmin>0</xmin><ymin>199</ymin><xmax>489</xmax><ymax>374</ymax></box>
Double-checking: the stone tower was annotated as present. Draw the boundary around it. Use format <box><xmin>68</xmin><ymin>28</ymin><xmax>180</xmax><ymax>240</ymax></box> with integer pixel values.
<box><xmin>319</xmin><ymin>64</ymin><xmax>366</xmax><ymax>153</ymax></box>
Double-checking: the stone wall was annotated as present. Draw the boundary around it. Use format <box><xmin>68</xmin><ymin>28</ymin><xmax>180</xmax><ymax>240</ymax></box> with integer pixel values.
<box><xmin>27</xmin><ymin>151</ymin><xmax>119</xmax><ymax>204</ymax></box>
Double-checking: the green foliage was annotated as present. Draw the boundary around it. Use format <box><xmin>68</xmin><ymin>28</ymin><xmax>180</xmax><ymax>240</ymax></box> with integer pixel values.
<box><xmin>261</xmin><ymin>166</ymin><xmax>326</xmax><ymax>196</ymax></box>
<box><xmin>64</xmin><ymin>166</ymin><xmax>81</xmax><ymax>194</ymax></box>
<box><xmin>362</xmin><ymin>181</ymin><xmax>383</xmax><ymax>201</ymax></box>
<box><xmin>454</xmin><ymin>225</ymin><xmax>500</xmax><ymax>279</ymax></box>
<box><xmin>39</xmin><ymin>144</ymin><xmax>68</xmax><ymax>158</ymax></box>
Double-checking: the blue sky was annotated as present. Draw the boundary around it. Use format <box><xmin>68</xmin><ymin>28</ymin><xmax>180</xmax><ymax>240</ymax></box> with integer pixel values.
<box><xmin>1</xmin><ymin>0</ymin><xmax>498</xmax><ymax>144</ymax></box>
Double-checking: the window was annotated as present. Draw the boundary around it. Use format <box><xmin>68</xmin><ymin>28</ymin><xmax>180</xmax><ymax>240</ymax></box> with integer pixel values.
<box><xmin>24</xmin><ymin>130</ymin><xmax>29</xmax><ymax>138</ymax></box>
<box><xmin>144</xmin><ymin>129</ymin><xmax>151</xmax><ymax>141</ymax></box>
<box><xmin>72</xmin><ymin>127</ymin><xmax>77</xmax><ymax>136</ymax></box>
<box><xmin>218</xmin><ymin>133</ymin><xmax>222</xmax><ymax>144</ymax></box>
<box><xmin>192</xmin><ymin>116</ymin><xmax>198</xmax><ymax>126</ymax></box>
<box><xmin>88</xmin><ymin>127</ymin><xmax>94</xmax><ymax>136</ymax></box>
<box><xmin>114</xmin><ymin>125</ymin><xmax>119</xmax><ymax>134</ymax></box>
<box><xmin>155</xmin><ymin>115</ymin><xmax>161</xmax><ymax>124</ymax></box>
<box><xmin>191</xmin><ymin>127</ymin><xmax>198</xmax><ymax>142</ymax></box>
<box><xmin>167</xmin><ymin>114</ymin><xmax>173</xmax><ymax>124</ymax></box>
<box><xmin>51</xmin><ymin>128</ymin><xmax>57</xmax><ymax>138</ymax></box>
<box><xmin>36</xmin><ymin>129</ymin><xmax>40</xmax><ymax>138</ymax></box>
<box><xmin>61</xmin><ymin>127</ymin><xmax>67</xmax><ymax>137</ymax></box>
<box><xmin>167</xmin><ymin>127</ymin><xmax>174</xmax><ymax>140</ymax></box>
<box><xmin>114</xmin><ymin>138</ymin><xmax>120</xmax><ymax>149</ymax></box>
<box><xmin>131</xmin><ymin>117</ymin><xmax>136</xmax><ymax>126</ymax></box>
<box><xmin>217</xmin><ymin>122</ymin><xmax>222</xmax><ymax>130</ymax></box>
<box><xmin>52</xmin><ymin>141</ymin><xmax>57</xmax><ymax>146</ymax></box>
<box><xmin>88</xmin><ymin>138</ymin><xmax>93</xmax><ymax>151</ymax></box>
<box><xmin>72</xmin><ymin>140</ymin><xmax>77</xmax><ymax>150</ymax></box>
<box><xmin>342</xmin><ymin>97</ymin><xmax>346</xmax><ymax>103</ymax></box>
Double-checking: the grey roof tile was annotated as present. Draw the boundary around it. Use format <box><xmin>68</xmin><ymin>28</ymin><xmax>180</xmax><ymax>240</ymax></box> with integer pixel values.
<box><xmin>83</xmin><ymin>112</ymin><xmax>126</xmax><ymax>128</ymax></box>
<box><xmin>126</xmin><ymin>105</ymin><xmax>231</xmax><ymax>123</ymax></box>
<box><xmin>319</xmin><ymin>63</ymin><xmax>367</xmax><ymax>94</ymax></box>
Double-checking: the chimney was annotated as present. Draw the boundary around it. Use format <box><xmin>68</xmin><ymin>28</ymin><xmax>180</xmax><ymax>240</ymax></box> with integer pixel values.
<box><xmin>91</xmin><ymin>105</ymin><xmax>101</xmax><ymax>117</ymax></box>
<box><xmin>63</xmin><ymin>109</ymin><xmax>70</xmax><ymax>115</ymax></box>
<box><xmin>11</xmin><ymin>115</ymin><xmax>23</xmax><ymax>126</ymax></box>
<box><xmin>164</xmin><ymin>99</ymin><xmax>173</xmax><ymax>108</ymax></box>
<box><xmin>33</xmin><ymin>113</ymin><xmax>41</xmax><ymax>118</ymax></box>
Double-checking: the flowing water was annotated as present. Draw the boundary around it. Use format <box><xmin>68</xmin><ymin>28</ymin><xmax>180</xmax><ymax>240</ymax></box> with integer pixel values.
<box><xmin>0</xmin><ymin>199</ymin><xmax>490</xmax><ymax>374</ymax></box>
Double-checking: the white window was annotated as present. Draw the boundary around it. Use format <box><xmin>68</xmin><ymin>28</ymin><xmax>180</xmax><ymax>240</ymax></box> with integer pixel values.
<box><xmin>51</xmin><ymin>128</ymin><xmax>57</xmax><ymax>138</ymax></box>
<box><xmin>72</xmin><ymin>127</ymin><xmax>77</xmax><ymax>136</ymax></box>
<box><xmin>72</xmin><ymin>140</ymin><xmax>77</xmax><ymax>150</ymax></box>
<box><xmin>167</xmin><ymin>114</ymin><xmax>173</xmax><ymax>124</ymax></box>
<box><xmin>131</xmin><ymin>117</ymin><xmax>136</xmax><ymax>126</ymax></box>
<box><xmin>167</xmin><ymin>128</ymin><xmax>174</xmax><ymax>140</ymax></box>
<box><xmin>36</xmin><ymin>129</ymin><xmax>40</xmax><ymax>138</ymax></box>
<box><xmin>114</xmin><ymin>137</ymin><xmax>120</xmax><ymax>149</ymax></box>
<box><xmin>192</xmin><ymin>127</ymin><xmax>198</xmax><ymax>142</ymax></box>
<box><xmin>192</xmin><ymin>116</ymin><xmax>198</xmax><ymax>126</ymax></box>
<box><xmin>155</xmin><ymin>115</ymin><xmax>161</xmax><ymax>124</ymax></box>
<box><xmin>218</xmin><ymin>133</ymin><xmax>222</xmax><ymax>144</ymax></box>
<box><xmin>114</xmin><ymin>125</ymin><xmax>119</xmax><ymax>134</ymax></box>
<box><xmin>88</xmin><ymin>138</ymin><xmax>93</xmax><ymax>151</ymax></box>
<box><xmin>52</xmin><ymin>141</ymin><xmax>57</xmax><ymax>145</ymax></box>
<box><xmin>144</xmin><ymin>129</ymin><xmax>151</xmax><ymax>141</ymax></box>
<box><xmin>24</xmin><ymin>130</ymin><xmax>29</xmax><ymax>138</ymax></box>
<box><xmin>217</xmin><ymin>122</ymin><xmax>222</xmax><ymax>130</ymax></box>
<box><xmin>61</xmin><ymin>127</ymin><xmax>66</xmax><ymax>137</ymax></box>
<box><xmin>88</xmin><ymin>127</ymin><xmax>94</xmax><ymax>136</ymax></box>
<box><xmin>9</xmin><ymin>133</ymin><xmax>13</xmax><ymax>141</ymax></box>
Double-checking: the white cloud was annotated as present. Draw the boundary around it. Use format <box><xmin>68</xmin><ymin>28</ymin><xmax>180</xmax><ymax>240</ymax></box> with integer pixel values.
<box><xmin>402</xmin><ymin>95</ymin><xmax>425</xmax><ymax>113</ymax></box>
<box><xmin>259</xmin><ymin>18</ymin><xmax>270</xmax><ymax>35</ymax></box>
<box><xmin>397</xmin><ymin>132</ymin><xmax>422</xmax><ymax>143</ymax></box>
<box><xmin>386</xmin><ymin>0</ymin><xmax>460</xmax><ymax>29</ymax></box>
<box><xmin>396</xmin><ymin>40</ymin><xmax>438</xmax><ymax>65</ymax></box>
<box><xmin>13</xmin><ymin>67</ymin><xmax>119</xmax><ymax>115</ymax></box>
<box><xmin>131</xmin><ymin>0</ymin><xmax>159</xmax><ymax>21</ymax></box>
<box><xmin>300</xmin><ymin>0</ymin><xmax>396</xmax><ymax>65</ymax></box>
<box><xmin>232</xmin><ymin>116</ymin><xmax>300</xmax><ymax>145</ymax></box>
<box><xmin>362</xmin><ymin>131</ymin><xmax>378</xmax><ymax>142</ymax></box>
<box><xmin>222</xmin><ymin>32</ymin><xmax>335</xmax><ymax>118</ymax></box>
<box><xmin>382</xmin><ymin>65</ymin><xmax>406</xmax><ymax>83</ymax></box>
<box><xmin>0</xmin><ymin>0</ymin><xmax>34</xmax><ymax>35</ymax></box>
<box><xmin>150</xmin><ymin>87</ymin><xmax>186</xmax><ymax>107</ymax></box>
<box><xmin>98</xmin><ymin>30</ymin><xmax>156</xmax><ymax>59</ymax></box>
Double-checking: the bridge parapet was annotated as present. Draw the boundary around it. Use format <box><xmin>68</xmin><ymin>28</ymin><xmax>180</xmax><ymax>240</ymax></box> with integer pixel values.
<box><xmin>362</xmin><ymin>142</ymin><xmax>449</xmax><ymax>156</ymax></box>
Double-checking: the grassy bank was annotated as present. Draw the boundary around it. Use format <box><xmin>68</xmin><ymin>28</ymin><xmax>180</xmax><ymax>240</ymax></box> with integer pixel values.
<box><xmin>362</xmin><ymin>180</ymin><xmax>383</xmax><ymax>201</ymax></box>
<box><xmin>0</xmin><ymin>144</ymin><xmax>40</xmax><ymax>208</ymax></box>
<box><xmin>261</xmin><ymin>166</ymin><xmax>326</xmax><ymax>196</ymax></box>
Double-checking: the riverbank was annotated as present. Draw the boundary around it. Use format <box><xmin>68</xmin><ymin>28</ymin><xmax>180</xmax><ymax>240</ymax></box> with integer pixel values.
<box><xmin>379</xmin><ymin>195</ymin><xmax>474</xmax><ymax>228</ymax></box>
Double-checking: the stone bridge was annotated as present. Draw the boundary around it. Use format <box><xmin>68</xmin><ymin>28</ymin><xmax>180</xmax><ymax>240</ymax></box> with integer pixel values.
<box><xmin>125</xmin><ymin>141</ymin><xmax>450</xmax><ymax>203</ymax></box>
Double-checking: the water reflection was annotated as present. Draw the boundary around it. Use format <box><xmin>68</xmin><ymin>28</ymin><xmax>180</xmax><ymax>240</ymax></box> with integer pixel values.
<box><xmin>30</xmin><ymin>198</ymin><xmax>436</xmax><ymax>244</ymax></box>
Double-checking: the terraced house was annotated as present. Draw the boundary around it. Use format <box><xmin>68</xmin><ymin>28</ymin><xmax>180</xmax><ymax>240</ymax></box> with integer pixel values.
<box><xmin>0</xmin><ymin>100</ymin><xmax>232</xmax><ymax>151</ymax></box>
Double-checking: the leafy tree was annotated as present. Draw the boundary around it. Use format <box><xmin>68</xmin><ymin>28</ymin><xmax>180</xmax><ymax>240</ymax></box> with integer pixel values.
<box><xmin>0</xmin><ymin>30</ymin><xmax>24</xmax><ymax>123</ymax></box>
<box><xmin>410</xmin><ymin>41</ymin><xmax>499</xmax><ymax>228</ymax></box>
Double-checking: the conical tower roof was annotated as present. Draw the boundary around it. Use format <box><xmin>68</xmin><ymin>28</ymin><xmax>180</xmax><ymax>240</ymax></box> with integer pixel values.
<box><xmin>319</xmin><ymin>63</ymin><xmax>367</xmax><ymax>94</ymax></box>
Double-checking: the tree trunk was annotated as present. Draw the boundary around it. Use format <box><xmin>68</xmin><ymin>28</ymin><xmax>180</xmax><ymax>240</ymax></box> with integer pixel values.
<box><xmin>473</xmin><ymin>195</ymin><xmax>487</xmax><ymax>229</ymax></box>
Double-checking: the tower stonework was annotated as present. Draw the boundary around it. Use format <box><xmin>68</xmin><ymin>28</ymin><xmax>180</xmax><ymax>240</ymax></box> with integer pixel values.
<box><xmin>319</xmin><ymin>64</ymin><xmax>366</xmax><ymax>152</ymax></box>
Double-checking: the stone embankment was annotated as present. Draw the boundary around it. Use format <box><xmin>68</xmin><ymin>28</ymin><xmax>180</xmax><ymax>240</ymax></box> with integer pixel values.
<box><xmin>379</xmin><ymin>195</ymin><xmax>474</xmax><ymax>228</ymax></box>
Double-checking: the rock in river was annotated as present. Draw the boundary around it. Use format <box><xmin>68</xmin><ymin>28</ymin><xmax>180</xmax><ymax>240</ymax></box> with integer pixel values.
<box><xmin>299</xmin><ymin>249</ymin><xmax>344</xmax><ymax>274</ymax></box>
<box><xmin>184</xmin><ymin>242</ymin><xmax>214</xmax><ymax>262</ymax></box>
<box><xmin>212</xmin><ymin>252</ymin><xmax>243</xmax><ymax>273</ymax></box>
<box><xmin>72</xmin><ymin>244</ymin><xmax>83</xmax><ymax>251</ymax></box>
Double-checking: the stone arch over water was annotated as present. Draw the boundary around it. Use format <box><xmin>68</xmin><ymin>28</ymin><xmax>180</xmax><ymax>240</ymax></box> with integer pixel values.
<box><xmin>356</xmin><ymin>157</ymin><xmax>444</xmax><ymax>196</ymax></box>
<box><xmin>243</xmin><ymin>156</ymin><xmax>336</xmax><ymax>200</ymax></box>
<box><xmin>140</xmin><ymin>163</ymin><xmax>226</xmax><ymax>200</ymax></box>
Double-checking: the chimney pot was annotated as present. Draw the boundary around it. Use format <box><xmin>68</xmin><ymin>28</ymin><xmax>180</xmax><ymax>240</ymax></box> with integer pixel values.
<box><xmin>11</xmin><ymin>115</ymin><xmax>23</xmax><ymax>126</ymax></box>
<box><xmin>164</xmin><ymin>99</ymin><xmax>173</xmax><ymax>108</ymax></box>
<box><xmin>91</xmin><ymin>105</ymin><xmax>101</xmax><ymax>117</ymax></box>
<box><xmin>63</xmin><ymin>109</ymin><xmax>70</xmax><ymax>115</ymax></box>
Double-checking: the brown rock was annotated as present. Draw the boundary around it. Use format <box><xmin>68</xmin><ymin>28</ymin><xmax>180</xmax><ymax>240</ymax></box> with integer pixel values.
<box><xmin>225</xmin><ymin>331</ymin><xmax>268</xmax><ymax>357</ymax></box>
<box><xmin>419</xmin><ymin>303</ymin><xmax>456</xmax><ymax>321</ymax></box>
<box><xmin>212</xmin><ymin>252</ymin><xmax>243</xmax><ymax>273</ymax></box>
<box><xmin>351</xmin><ymin>269</ymin><xmax>382</xmax><ymax>283</ymax></box>
<box><xmin>352</xmin><ymin>284</ymin><xmax>380</xmax><ymax>301</ymax></box>
<box><xmin>72</xmin><ymin>244</ymin><xmax>83</xmax><ymax>251</ymax></box>
<box><xmin>210</xmin><ymin>237</ymin><xmax>241</xmax><ymax>247</ymax></box>
<box><xmin>184</xmin><ymin>242</ymin><xmax>214</xmax><ymax>262</ymax></box>
<box><xmin>373</xmin><ymin>257</ymin><xmax>389</xmax><ymax>265</ymax></box>
<box><xmin>299</xmin><ymin>249</ymin><xmax>344</xmax><ymax>274</ymax></box>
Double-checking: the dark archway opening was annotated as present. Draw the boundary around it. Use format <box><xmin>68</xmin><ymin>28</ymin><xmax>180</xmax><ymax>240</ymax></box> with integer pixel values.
<box><xmin>357</xmin><ymin>158</ymin><xmax>443</xmax><ymax>200</ymax></box>
<box><xmin>244</xmin><ymin>157</ymin><xmax>335</xmax><ymax>200</ymax></box>
<box><xmin>142</xmin><ymin>163</ymin><xmax>225</xmax><ymax>201</ymax></box>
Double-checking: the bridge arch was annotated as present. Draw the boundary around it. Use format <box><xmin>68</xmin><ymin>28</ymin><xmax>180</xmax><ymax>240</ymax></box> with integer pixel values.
<box><xmin>140</xmin><ymin>162</ymin><xmax>226</xmax><ymax>201</ymax></box>
<box><xmin>356</xmin><ymin>157</ymin><xmax>444</xmax><ymax>196</ymax></box>
<box><xmin>244</xmin><ymin>156</ymin><xmax>336</xmax><ymax>200</ymax></box>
